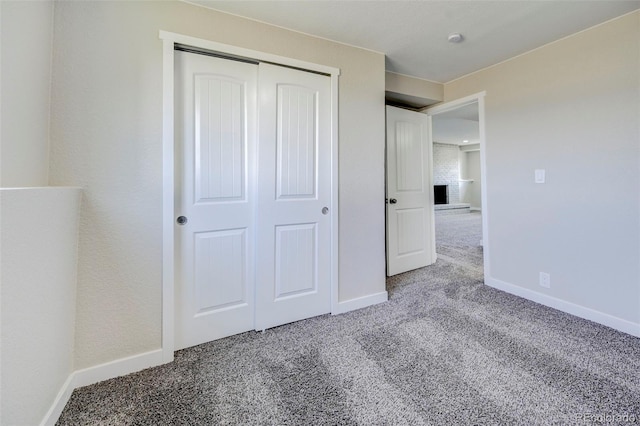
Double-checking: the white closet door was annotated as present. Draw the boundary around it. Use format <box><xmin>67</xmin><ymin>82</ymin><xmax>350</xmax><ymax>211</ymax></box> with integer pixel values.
<box><xmin>174</xmin><ymin>51</ymin><xmax>257</xmax><ymax>350</ymax></box>
<box><xmin>255</xmin><ymin>63</ymin><xmax>332</xmax><ymax>331</ymax></box>
<box><xmin>386</xmin><ymin>106</ymin><xmax>436</xmax><ymax>276</ymax></box>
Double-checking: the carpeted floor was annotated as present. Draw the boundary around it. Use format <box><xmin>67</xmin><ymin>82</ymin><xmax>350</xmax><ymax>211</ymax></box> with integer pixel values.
<box><xmin>434</xmin><ymin>210</ymin><xmax>483</xmax><ymax>268</ymax></box>
<box><xmin>58</xmin><ymin>212</ymin><xmax>640</xmax><ymax>425</ymax></box>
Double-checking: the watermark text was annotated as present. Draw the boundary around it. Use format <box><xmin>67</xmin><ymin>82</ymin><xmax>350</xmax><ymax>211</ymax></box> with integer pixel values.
<box><xmin>575</xmin><ymin>413</ymin><xmax>637</xmax><ymax>423</ymax></box>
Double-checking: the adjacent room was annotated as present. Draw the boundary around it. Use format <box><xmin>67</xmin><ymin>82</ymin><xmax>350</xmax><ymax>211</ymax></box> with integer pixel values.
<box><xmin>1</xmin><ymin>1</ymin><xmax>639</xmax><ymax>424</ymax></box>
<box><xmin>431</xmin><ymin>101</ymin><xmax>484</xmax><ymax>270</ymax></box>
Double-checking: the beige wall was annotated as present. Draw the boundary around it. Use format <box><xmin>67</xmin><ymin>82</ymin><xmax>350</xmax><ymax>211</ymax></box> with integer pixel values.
<box><xmin>49</xmin><ymin>1</ymin><xmax>386</xmax><ymax>368</ymax></box>
<box><xmin>1</xmin><ymin>188</ymin><xmax>81</xmax><ymax>426</ymax></box>
<box><xmin>385</xmin><ymin>71</ymin><xmax>443</xmax><ymax>107</ymax></box>
<box><xmin>445</xmin><ymin>11</ymin><xmax>640</xmax><ymax>324</ymax></box>
<box><xmin>0</xmin><ymin>1</ymin><xmax>53</xmax><ymax>187</ymax></box>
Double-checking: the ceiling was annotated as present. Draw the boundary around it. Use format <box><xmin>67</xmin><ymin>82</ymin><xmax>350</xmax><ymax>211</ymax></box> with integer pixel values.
<box><xmin>188</xmin><ymin>1</ymin><xmax>639</xmax><ymax>83</ymax></box>
<box><xmin>431</xmin><ymin>103</ymin><xmax>479</xmax><ymax>146</ymax></box>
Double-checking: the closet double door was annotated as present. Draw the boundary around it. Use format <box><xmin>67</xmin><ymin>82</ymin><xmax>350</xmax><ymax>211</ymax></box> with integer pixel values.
<box><xmin>175</xmin><ymin>50</ymin><xmax>332</xmax><ymax>350</ymax></box>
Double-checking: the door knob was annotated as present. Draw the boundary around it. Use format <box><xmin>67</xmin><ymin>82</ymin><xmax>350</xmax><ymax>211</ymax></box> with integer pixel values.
<box><xmin>176</xmin><ymin>216</ymin><xmax>188</xmax><ymax>225</ymax></box>
<box><xmin>322</xmin><ymin>207</ymin><xmax>329</xmax><ymax>215</ymax></box>
<box><xmin>389</xmin><ymin>198</ymin><xmax>398</xmax><ymax>204</ymax></box>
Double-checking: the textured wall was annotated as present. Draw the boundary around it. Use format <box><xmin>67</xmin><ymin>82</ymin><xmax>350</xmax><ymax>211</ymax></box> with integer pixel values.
<box><xmin>50</xmin><ymin>1</ymin><xmax>386</xmax><ymax>369</ymax></box>
<box><xmin>445</xmin><ymin>11</ymin><xmax>640</xmax><ymax>324</ymax></box>
<box><xmin>0</xmin><ymin>188</ymin><xmax>81</xmax><ymax>425</ymax></box>
<box><xmin>432</xmin><ymin>143</ymin><xmax>460</xmax><ymax>204</ymax></box>
<box><xmin>0</xmin><ymin>1</ymin><xmax>53</xmax><ymax>187</ymax></box>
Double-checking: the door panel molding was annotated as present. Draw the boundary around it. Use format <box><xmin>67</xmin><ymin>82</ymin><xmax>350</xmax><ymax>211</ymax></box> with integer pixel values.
<box><xmin>276</xmin><ymin>84</ymin><xmax>318</xmax><ymax>199</ymax></box>
<box><xmin>193</xmin><ymin>73</ymin><xmax>247</xmax><ymax>202</ymax></box>
<box><xmin>274</xmin><ymin>223</ymin><xmax>318</xmax><ymax>300</ymax></box>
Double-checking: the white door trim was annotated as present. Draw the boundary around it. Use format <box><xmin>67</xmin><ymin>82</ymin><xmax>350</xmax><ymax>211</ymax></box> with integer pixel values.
<box><xmin>425</xmin><ymin>92</ymin><xmax>485</xmax><ymax>116</ymax></box>
<box><xmin>161</xmin><ymin>36</ymin><xmax>175</xmax><ymax>363</ymax></box>
<box><xmin>424</xmin><ymin>92</ymin><xmax>490</xmax><ymax>285</ymax></box>
<box><xmin>160</xmin><ymin>31</ymin><xmax>340</xmax><ymax>362</ymax></box>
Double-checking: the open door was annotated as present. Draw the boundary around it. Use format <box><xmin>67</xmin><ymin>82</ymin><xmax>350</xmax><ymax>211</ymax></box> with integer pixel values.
<box><xmin>385</xmin><ymin>106</ymin><xmax>436</xmax><ymax>276</ymax></box>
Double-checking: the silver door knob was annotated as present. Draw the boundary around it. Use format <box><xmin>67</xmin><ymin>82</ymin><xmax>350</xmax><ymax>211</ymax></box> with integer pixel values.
<box><xmin>176</xmin><ymin>216</ymin><xmax>188</xmax><ymax>225</ymax></box>
<box><xmin>322</xmin><ymin>207</ymin><xmax>329</xmax><ymax>215</ymax></box>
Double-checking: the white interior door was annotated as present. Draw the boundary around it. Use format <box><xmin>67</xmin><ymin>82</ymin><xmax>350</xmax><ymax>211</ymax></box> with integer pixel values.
<box><xmin>175</xmin><ymin>51</ymin><xmax>334</xmax><ymax>349</ymax></box>
<box><xmin>386</xmin><ymin>106</ymin><xmax>436</xmax><ymax>276</ymax></box>
<box><xmin>175</xmin><ymin>51</ymin><xmax>257</xmax><ymax>350</ymax></box>
<box><xmin>255</xmin><ymin>63</ymin><xmax>332</xmax><ymax>331</ymax></box>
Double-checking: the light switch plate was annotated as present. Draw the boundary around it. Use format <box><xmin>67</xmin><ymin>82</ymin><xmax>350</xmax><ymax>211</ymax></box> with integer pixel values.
<box><xmin>535</xmin><ymin>169</ymin><xmax>546</xmax><ymax>184</ymax></box>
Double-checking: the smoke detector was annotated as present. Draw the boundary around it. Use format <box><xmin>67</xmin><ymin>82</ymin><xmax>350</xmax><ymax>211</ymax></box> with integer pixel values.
<box><xmin>448</xmin><ymin>33</ymin><xmax>464</xmax><ymax>43</ymax></box>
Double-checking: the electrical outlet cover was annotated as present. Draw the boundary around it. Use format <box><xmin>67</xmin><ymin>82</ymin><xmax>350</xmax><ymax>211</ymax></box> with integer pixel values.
<box><xmin>539</xmin><ymin>272</ymin><xmax>551</xmax><ymax>288</ymax></box>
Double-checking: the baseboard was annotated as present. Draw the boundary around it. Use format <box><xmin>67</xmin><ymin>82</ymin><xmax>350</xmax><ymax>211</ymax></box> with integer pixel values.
<box><xmin>486</xmin><ymin>277</ymin><xmax>640</xmax><ymax>338</ymax></box>
<box><xmin>41</xmin><ymin>373</ymin><xmax>76</xmax><ymax>426</ymax></box>
<box><xmin>332</xmin><ymin>291</ymin><xmax>388</xmax><ymax>315</ymax></box>
<box><xmin>40</xmin><ymin>349</ymin><xmax>166</xmax><ymax>425</ymax></box>
<box><xmin>74</xmin><ymin>349</ymin><xmax>165</xmax><ymax>389</ymax></box>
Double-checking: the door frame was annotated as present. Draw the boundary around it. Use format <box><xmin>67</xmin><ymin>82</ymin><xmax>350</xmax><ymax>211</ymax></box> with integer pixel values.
<box><xmin>160</xmin><ymin>31</ymin><xmax>340</xmax><ymax>362</ymax></box>
<box><xmin>424</xmin><ymin>92</ymin><xmax>490</xmax><ymax>286</ymax></box>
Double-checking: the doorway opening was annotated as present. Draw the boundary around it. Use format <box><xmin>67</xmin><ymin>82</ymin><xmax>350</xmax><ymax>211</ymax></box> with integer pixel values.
<box><xmin>426</xmin><ymin>95</ymin><xmax>488</xmax><ymax>276</ymax></box>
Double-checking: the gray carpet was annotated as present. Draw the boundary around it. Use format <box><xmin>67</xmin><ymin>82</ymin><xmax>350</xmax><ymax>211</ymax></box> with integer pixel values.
<box><xmin>434</xmin><ymin>210</ymin><xmax>483</xmax><ymax>269</ymax></box>
<box><xmin>58</xmin><ymin>212</ymin><xmax>640</xmax><ymax>425</ymax></box>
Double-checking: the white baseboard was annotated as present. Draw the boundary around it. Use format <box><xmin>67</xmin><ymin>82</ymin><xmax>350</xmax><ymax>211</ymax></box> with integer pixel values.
<box><xmin>486</xmin><ymin>277</ymin><xmax>640</xmax><ymax>338</ymax></box>
<box><xmin>41</xmin><ymin>374</ymin><xmax>76</xmax><ymax>426</ymax></box>
<box><xmin>40</xmin><ymin>349</ymin><xmax>166</xmax><ymax>426</ymax></box>
<box><xmin>38</xmin><ymin>291</ymin><xmax>386</xmax><ymax>425</ymax></box>
<box><xmin>73</xmin><ymin>349</ymin><xmax>165</xmax><ymax>389</ymax></box>
<box><xmin>332</xmin><ymin>291</ymin><xmax>388</xmax><ymax>315</ymax></box>
<box><xmin>36</xmin><ymin>278</ymin><xmax>639</xmax><ymax>425</ymax></box>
